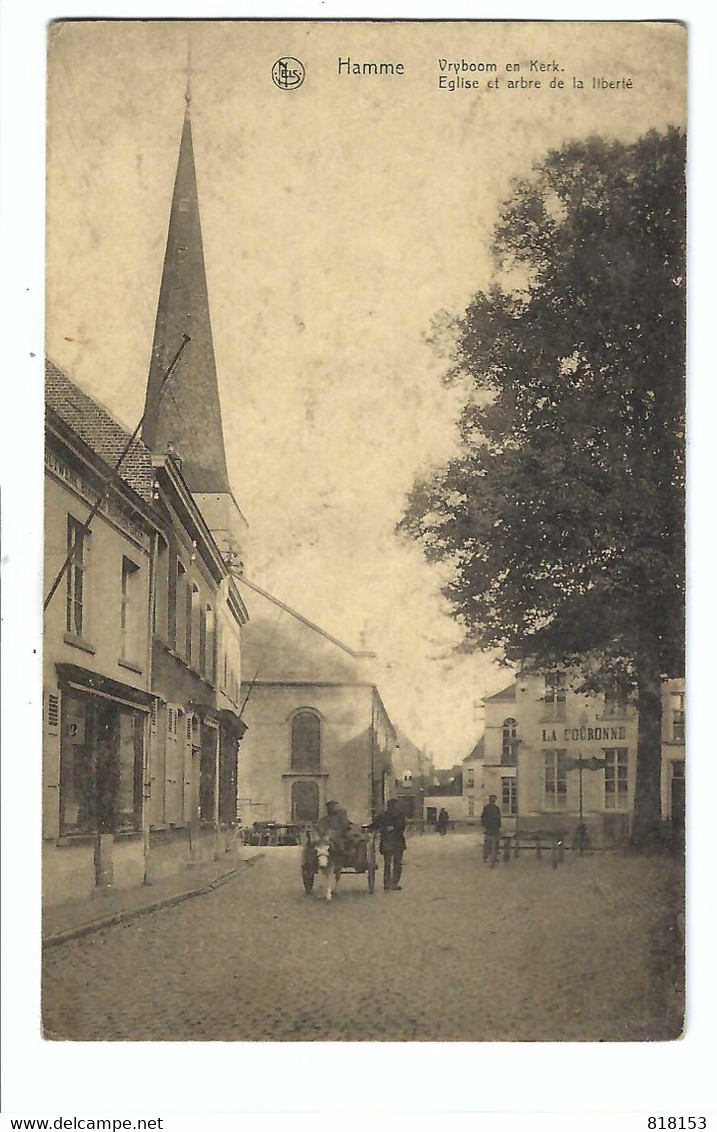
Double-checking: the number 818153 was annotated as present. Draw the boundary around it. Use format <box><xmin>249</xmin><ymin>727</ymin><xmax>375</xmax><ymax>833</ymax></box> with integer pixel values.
<box><xmin>648</xmin><ymin>1120</ymin><xmax>706</xmax><ymax>1129</ymax></box>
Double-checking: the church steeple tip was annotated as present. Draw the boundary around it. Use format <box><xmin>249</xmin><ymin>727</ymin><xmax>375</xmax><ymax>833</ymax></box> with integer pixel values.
<box><xmin>141</xmin><ymin>85</ymin><xmax>232</xmax><ymax>497</ymax></box>
<box><xmin>183</xmin><ymin>42</ymin><xmax>192</xmax><ymax>110</ymax></box>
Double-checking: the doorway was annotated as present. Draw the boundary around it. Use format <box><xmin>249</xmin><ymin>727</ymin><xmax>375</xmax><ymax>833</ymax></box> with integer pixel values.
<box><xmin>291</xmin><ymin>779</ymin><xmax>319</xmax><ymax>822</ymax></box>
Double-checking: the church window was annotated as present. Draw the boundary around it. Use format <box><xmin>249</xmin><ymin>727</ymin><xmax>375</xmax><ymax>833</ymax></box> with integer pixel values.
<box><xmin>291</xmin><ymin>711</ymin><xmax>321</xmax><ymax>772</ymax></box>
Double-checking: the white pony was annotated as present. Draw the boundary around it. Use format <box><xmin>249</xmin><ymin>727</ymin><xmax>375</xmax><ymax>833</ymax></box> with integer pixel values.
<box><xmin>313</xmin><ymin>836</ymin><xmax>343</xmax><ymax>901</ymax></box>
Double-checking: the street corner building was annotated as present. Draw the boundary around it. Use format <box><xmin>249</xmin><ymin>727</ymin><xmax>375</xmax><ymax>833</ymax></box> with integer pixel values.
<box><xmin>43</xmin><ymin>359</ymin><xmax>249</xmax><ymax>904</ymax></box>
<box><xmin>462</xmin><ymin>665</ymin><xmax>685</xmax><ymax>848</ymax></box>
<box><xmin>43</xmin><ymin>95</ymin><xmax>251</xmax><ymax>906</ymax></box>
<box><xmin>235</xmin><ymin>578</ymin><xmax>397</xmax><ymax>829</ymax></box>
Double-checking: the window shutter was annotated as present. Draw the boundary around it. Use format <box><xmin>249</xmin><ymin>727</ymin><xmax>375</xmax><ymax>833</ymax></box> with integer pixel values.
<box><xmin>182</xmin><ymin>712</ymin><xmax>194</xmax><ymax>824</ymax></box>
<box><xmin>164</xmin><ymin>704</ymin><xmax>181</xmax><ymax>826</ymax></box>
<box><xmin>43</xmin><ymin>688</ymin><xmax>61</xmax><ymax>839</ymax></box>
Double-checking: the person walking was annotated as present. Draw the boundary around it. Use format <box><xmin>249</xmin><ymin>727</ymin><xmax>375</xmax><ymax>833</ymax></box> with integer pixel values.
<box><xmin>370</xmin><ymin>798</ymin><xmax>407</xmax><ymax>891</ymax></box>
<box><xmin>437</xmin><ymin>807</ymin><xmax>449</xmax><ymax>836</ymax></box>
<box><xmin>480</xmin><ymin>794</ymin><xmax>502</xmax><ymax>863</ymax></box>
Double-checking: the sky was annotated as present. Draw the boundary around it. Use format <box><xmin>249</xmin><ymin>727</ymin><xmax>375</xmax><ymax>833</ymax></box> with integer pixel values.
<box><xmin>45</xmin><ymin>20</ymin><xmax>686</xmax><ymax>764</ymax></box>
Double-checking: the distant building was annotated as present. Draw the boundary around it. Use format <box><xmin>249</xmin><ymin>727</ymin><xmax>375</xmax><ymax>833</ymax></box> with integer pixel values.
<box><xmin>473</xmin><ymin>665</ymin><xmax>684</xmax><ymax>845</ymax></box>
<box><xmin>462</xmin><ymin>736</ymin><xmax>484</xmax><ymax>821</ymax></box>
<box><xmin>661</xmin><ymin>677</ymin><xmax>685</xmax><ymax>833</ymax></box>
<box><xmin>235</xmin><ymin>578</ymin><xmax>396</xmax><ymax>827</ymax></box>
<box><xmin>393</xmin><ymin>731</ymin><xmax>434</xmax><ymax>819</ymax></box>
<box><xmin>424</xmin><ymin>764</ymin><xmax>467</xmax><ymax>825</ymax></box>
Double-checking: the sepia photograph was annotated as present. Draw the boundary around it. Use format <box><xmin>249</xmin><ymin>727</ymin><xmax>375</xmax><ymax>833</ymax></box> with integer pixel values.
<box><xmin>39</xmin><ymin>18</ymin><xmax>686</xmax><ymax>1044</ymax></box>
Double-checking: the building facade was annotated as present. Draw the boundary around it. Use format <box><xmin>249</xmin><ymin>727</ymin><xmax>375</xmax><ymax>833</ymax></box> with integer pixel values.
<box><xmin>475</xmin><ymin>666</ymin><xmax>684</xmax><ymax>846</ymax></box>
<box><xmin>44</xmin><ymin>365</ymin><xmax>156</xmax><ymax>904</ymax></box>
<box><xmin>392</xmin><ymin>730</ymin><xmax>435</xmax><ymax>819</ymax></box>
<box><xmin>235</xmin><ymin>579</ymin><xmax>396</xmax><ymax>828</ymax></box>
<box><xmin>462</xmin><ymin>737</ymin><xmax>483</xmax><ymax>822</ymax></box>
<box><xmin>44</xmin><ymin>364</ymin><xmax>249</xmax><ymax>905</ymax></box>
<box><xmin>661</xmin><ymin>677</ymin><xmax>685</xmax><ymax>833</ymax></box>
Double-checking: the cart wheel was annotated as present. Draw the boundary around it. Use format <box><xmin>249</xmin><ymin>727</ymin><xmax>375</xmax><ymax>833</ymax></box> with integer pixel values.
<box><xmin>367</xmin><ymin>865</ymin><xmax>376</xmax><ymax>894</ymax></box>
<box><xmin>302</xmin><ymin>865</ymin><xmax>315</xmax><ymax>894</ymax></box>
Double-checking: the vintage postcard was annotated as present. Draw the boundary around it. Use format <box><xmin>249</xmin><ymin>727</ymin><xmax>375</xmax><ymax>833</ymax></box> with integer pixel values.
<box><xmin>41</xmin><ymin>18</ymin><xmax>686</xmax><ymax>1045</ymax></box>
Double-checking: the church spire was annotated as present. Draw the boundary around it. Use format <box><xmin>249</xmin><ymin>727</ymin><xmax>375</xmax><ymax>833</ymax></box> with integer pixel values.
<box><xmin>142</xmin><ymin>99</ymin><xmax>231</xmax><ymax>495</ymax></box>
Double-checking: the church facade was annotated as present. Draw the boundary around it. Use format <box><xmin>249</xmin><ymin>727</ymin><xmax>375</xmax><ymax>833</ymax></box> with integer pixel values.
<box><xmin>235</xmin><ymin>578</ymin><xmax>397</xmax><ymax>829</ymax></box>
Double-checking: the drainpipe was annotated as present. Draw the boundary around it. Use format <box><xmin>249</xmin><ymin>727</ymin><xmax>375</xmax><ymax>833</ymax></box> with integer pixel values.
<box><xmin>143</xmin><ymin>529</ymin><xmax>158</xmax><ymax>885</ymax></box>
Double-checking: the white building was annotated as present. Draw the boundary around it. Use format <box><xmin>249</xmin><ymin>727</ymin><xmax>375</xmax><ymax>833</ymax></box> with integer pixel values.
<box><xmin>474</xmin><ymin>665</ymin><xmax>683</xmax><ymax>846</ymax></box>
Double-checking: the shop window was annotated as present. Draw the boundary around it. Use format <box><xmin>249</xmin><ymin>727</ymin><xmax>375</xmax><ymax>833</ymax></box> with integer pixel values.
<box><xmin>59</xmin><ymin>692</ymin><xmax>143</xmax><ymax>834</ymax></box>
<box><xmin>501</xmin><ymin>718</ymin><xmax>518</xmax><ymax>765</ymax></box>
<box><xmin>604</xmin><ymin>748</ymin><xmax>628</xmax><ymax>810</ymax></box>
<box><xmin>544</xmin><ymin>672</ymin><xmax>566</xmax><ymax>719</ymax></box>
<box><xmin>501</xmin><ymin>776</ymin><xmax>518</xmax><ymax>816</ymax></box>
<box><xmin>544</xmin><ymin>749</ymin><xmax>568</xmax><ymax>809</ymax></box>
<box><xmin>115</xmin><ymin>711</ymin><xmax>143</xmax><ymax>829</ymax></box>
<box><xmin>672</xmin><ymin>693</ymin><xmax>685</xmax><ymax>743</ymax></box>
<box><xmin>120</xmin><ymin>556</ymin><xmax>141</xmax><ymax>662</ymax></box>
<box><xmin>65</xmin><ymin>516</ymin><xmax>87</xmax><ymax>637</ymax></box>
<box><xmin>291</xmin><ymin>711</ymin><xmax>321</xmax><ymax>772</ymax></box>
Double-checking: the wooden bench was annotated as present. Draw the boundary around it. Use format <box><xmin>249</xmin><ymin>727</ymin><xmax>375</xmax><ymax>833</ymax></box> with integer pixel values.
<box><xmin>512</xmin><ymin>829</ymin><xmax>566</xmax><ymax>868</ymax></box>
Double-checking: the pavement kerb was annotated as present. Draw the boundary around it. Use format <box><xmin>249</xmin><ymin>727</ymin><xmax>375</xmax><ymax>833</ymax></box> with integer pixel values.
<box><xmin>43</xmin><ymin>854</ymin><xmax>265</xmax><ymax>949</ymax></box>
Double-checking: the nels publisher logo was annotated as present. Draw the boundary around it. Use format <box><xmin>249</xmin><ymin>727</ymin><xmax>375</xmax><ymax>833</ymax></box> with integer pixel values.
<box><xmin>272</xmin><ymin>57</ymin><xmax>305</xmax><ymax>90</ymax></box>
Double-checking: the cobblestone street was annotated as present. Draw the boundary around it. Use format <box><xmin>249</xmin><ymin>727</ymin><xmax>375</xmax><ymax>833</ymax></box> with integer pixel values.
<box><xmin>42</xmin><ymin>833</ymin><xmax>684</xmax><ymax>1042</ymax></box>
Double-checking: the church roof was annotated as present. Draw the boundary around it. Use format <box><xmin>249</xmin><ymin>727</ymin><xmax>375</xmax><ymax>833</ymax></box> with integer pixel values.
<box><xmin>141</xmin><ymin>107</ymin><xmax>231</xmax><ymax>494</ymax></box>
<box><xmin>46</xmin><ymin>359</ymin><xmax>154</xmax><ymax>503</ymax></box>
<box><xmin>237</xmin><ymin>576</ymin><xmax>375</xmax><ymax>685</ymax></box>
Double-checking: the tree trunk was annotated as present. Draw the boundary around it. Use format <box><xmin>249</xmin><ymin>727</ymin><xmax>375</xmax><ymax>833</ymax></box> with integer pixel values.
<box><xmin>631</xmin><ymin>647</ymin><xmax>664</xmax><ymax>848</ymax></box>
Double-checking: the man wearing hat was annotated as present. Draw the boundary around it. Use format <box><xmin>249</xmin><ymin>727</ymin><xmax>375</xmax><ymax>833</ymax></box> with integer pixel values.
<box><xmin>317</xmin><ymin>800</ymin><xmax>353</xmax><ymax>857</ymax></box>
<box><xmin>481</xmin><ymin>794</ymin><xmax>502</xmax><ymax>862</ymax></box>
<box><xmin>370</xmin><ymin>798</ymin><xmax>407</xmax><ymax>891</ymax></box>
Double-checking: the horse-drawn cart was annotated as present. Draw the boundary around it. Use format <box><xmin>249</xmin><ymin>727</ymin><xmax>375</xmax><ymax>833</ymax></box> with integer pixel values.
<box><xmin>301</xmin><ymin>826</ymin><xmax>378</xmax><ymax>899</ymax></box>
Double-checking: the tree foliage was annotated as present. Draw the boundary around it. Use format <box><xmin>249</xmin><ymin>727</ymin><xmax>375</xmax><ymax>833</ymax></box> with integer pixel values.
<box><xmin>401</xmin><ymin>129</ymin><xmax>686</xmax><ymax>842</ymax></box>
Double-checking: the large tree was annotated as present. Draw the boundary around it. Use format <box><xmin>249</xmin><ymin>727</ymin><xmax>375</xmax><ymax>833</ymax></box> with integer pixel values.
<box><xmin>401</xmin><ymin>129</ymin><xmax>685</xmax><ymax>845</ymax></box>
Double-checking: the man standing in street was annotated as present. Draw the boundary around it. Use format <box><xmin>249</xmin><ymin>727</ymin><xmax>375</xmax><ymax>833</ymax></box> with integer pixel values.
<box><xmin>370</xmin><ymin>798</ymin><xmax>407</xmax><ymax>891</ymax></box>
<box><xmin>481</xmin><ymin>794</ymin><xmax>502</xmax><ymax>863</ymax></box>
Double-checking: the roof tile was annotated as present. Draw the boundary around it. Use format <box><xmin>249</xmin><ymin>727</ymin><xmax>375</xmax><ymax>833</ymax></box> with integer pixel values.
<box><xmin>46</xmin><ymin>359</ymin><xmax>153</xmax><ymax>503</ymax></box>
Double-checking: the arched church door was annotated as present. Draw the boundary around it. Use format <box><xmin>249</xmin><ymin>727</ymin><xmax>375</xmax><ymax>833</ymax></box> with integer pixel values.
<box><xmin>292</xmin><ymin>780</ymin><xmax>319</xmax><ymax>823</ymax></box>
